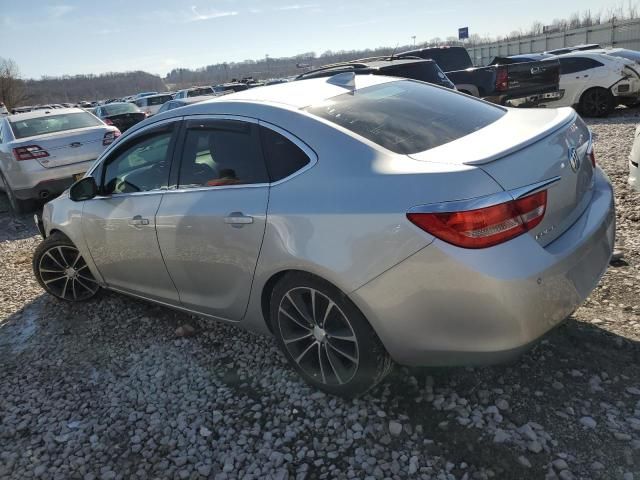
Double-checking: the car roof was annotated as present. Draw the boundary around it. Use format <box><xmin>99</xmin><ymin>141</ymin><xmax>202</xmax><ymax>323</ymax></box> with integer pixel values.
<box><xmin>7</xmin><ymin>107</ymin><xmax>86</xmax><ymax>122</ymax></box>
<box><xmin>206</xmin><ymin>74</ymin><xmax>399</xmax><ymax>109</ymax></box>
<box><xmin>140</xmin><ymin>93</ymin><xmax>173</xmax><ymax>99</ymax></box>
<box><xmin>554</xmin><ymin>51</ymin><xmax>629</xmax><ymax>62</ymax></box>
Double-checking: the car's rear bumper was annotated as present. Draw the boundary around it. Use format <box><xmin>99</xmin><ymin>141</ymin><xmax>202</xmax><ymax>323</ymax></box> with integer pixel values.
<box><xmin>350</xmin><ymin>167</ymin><xmax>615</xmax><ymax>366</ymax></box>
<box><xmin>7</xmin><ymin>159</ymin><xmax>96</xmax><ymax>200</ymax></box>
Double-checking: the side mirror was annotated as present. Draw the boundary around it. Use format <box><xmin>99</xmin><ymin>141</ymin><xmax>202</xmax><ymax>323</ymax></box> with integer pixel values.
<box><xmin>69</xmin><ymin>176</ymin><xmax>98</xmax><ymax>202</ymax></box>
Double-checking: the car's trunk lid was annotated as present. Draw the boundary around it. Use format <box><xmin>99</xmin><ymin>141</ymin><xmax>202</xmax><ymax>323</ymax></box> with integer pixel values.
<box><xmin>13</xmin><ymin>126</ymin><xmax>109</xmax><ymax>168</ymax></box>
<box><xmin>410</xmin><ymin>107</ymin><xmax>594</xmax><ymax>246</ymax></box>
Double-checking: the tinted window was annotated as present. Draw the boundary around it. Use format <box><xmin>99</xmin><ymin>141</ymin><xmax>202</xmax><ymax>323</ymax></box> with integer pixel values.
<box><xmin>305</xmin><ymin>80</ymin><xmax>505</xmax><ymax>155</ymax></box>
<box><xmin>559</xmin><ymin>57</ymin><xmax>604</xmax><ymax>74</ymax></box>
<box><xmin>380</xmin><ymin>62</ymin><xmax>453</xmax><ymax>88</ymax></box>
<box><xmin>10</xmin><ymin>112</ymin><xmax>103</xmax><ymax>139</ymax></box>
<box><xmin>147</xmin><ymin>95</ymin><xmax>172</xmax><ymax>106</ymax></box>
<box><xmin>178</xmin><ymin>121</ymin><xmax>268</xmax><ymax>188</ymax></box>
<box><xmin>187</xmin><ymin>88</ymin><xmax>214</xmax><ymax>97</ymax></box>
<box><xmin>102</xmin><ymin>131</ymin><xmax>173</xmax><ymax>194</ymax></box>
<box><xmin>403</xmin><ymin>48</ymin><xmax>472</xmax><ymax>71</ymax></box>
<box><xmin>103</xmin><ymin>103</ymin><xmax>140</xmax><ymax>116</ymax></box>
<box><xmin>260</xmin><ymin>127</ymin><xmax>311</xmax><ymax>181</ymax></box>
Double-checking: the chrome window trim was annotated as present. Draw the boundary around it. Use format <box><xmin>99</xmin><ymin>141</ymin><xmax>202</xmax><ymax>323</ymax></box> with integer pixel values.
<box><xmin>408</xmin><ymin>176</ymin><xmax>562</xmax><ymax>214</ymax></box>
<box><xmin>165</xmin><ymin>114</ymin><xmax>317</xmax><ymax>194</ymax></box>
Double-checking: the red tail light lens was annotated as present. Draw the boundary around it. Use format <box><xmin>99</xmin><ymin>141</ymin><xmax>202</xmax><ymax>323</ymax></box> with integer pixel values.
<box><xmin>103</xmin><ymin>129</ymin><xmax>121</xmax><ymax>146</ymax></box>
<box><xmin>13</xmin><ymin>145</ymin><xmax>49</xmax><ymax>161</ymax></box>
<box><xmin>407</xmin><ymin>191</ymin><xmax>547</xmax><ymax>249</ymax></box>
<box><xmin>496</xmin><ymin>67</ymin><xmax>509</xmax><ymax>92</ymax></box>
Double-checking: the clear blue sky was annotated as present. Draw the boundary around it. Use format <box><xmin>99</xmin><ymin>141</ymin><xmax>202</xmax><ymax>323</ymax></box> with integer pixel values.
<box><xmin>0</xmin><ymin>0</ymin><xmax>630</xmax><ymax>79</ymax></box>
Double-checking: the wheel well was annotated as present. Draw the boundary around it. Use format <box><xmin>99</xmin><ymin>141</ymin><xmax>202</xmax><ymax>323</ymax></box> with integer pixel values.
<box><xmin>260</xmin><ymin>269</ymin><xmax>333</xmax><ymax>332</ymax></box>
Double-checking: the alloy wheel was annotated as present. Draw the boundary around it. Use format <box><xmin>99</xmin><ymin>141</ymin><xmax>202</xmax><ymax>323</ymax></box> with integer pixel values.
<box><xmin>37</xmin><ymin>245</ymin><xmax>99</xmax><ymax>301</ymax></box>
<box><xmin>582</xmin><ymin>89</ymin><xmax>610</xmax><ymax>117</ymax></box>
<box><xmin>278</xmin><ymin>287</ymin><xmax>360</xmax><ymax>385</ymax></box>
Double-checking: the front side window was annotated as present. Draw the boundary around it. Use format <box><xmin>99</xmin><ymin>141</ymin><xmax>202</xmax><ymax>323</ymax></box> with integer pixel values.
<box><xmin>102</xmin><ymin>130</ymin><xmax>173</xmax><ymax>194</ymax></box>
<box><xmin>178</xmin><ymin>121</ymin><xmax>268</xmax><ymax>188</ymax></box>
<box><xmin>305</xmin><ymin>80</ymin><xmax>505</xmax><ymax>155</ymax></box>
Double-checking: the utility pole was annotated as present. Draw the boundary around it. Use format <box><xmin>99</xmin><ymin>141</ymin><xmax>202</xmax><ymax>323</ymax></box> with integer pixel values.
<box><xmin>411</xmin><ymin>35</ymin><xmax>416</xmax><ymax>46</ymax></box>
<box><xmin>265</xmin><ymin>54</ymin><xmax>270</xmax><ymax>79</ymax></box>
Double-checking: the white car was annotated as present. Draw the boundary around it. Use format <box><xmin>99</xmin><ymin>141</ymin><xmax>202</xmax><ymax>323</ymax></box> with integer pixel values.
<box><xmin>543</xmin><ymin>52</ymin><xmax>640</xmax><ymax>116</ymax></box>
<box><xmin>0</xmin><ymin>108</ymin><xmax>119</xmax><ymax>212</ymax></box>
<box><xmin>133</xmin><ymin>93</ymin><xmax>173</xmax><ymax>117</ymax></box>
<box><xmin>173</xmin><ymin>86</ymin><xmax>216</xmax><ymax>99</ymax></box>
<box><xmin>630</xmin><ymin>125</ymin><xmax>640</xmax><ymax>192</ymax></box>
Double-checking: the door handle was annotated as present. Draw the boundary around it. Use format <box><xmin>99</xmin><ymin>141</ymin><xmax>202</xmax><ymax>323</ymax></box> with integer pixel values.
<box><xmin>129</xmin><ymin>215</ymin><xmax>150</xmax><ymax>227</ymax></box>
<box><xmin>224</xmin><ymin>212</ymin><xmax>254</xmax><ymax>227</ymax></box>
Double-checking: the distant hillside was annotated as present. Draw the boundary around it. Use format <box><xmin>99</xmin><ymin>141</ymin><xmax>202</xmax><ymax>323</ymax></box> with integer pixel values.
<box><xmin>164</xmin><ymin>46</ymin><xmax>412</xmax><ymax>88</ymax></box>
<box><xmin>22</xmin><ymin>71</ymin><xmax>167</xmax><ymax>105</ymax></box>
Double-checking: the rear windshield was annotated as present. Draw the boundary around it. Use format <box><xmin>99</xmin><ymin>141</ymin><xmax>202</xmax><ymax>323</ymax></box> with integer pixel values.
<box><xmin>305</xmin><ymin>80</ymin><xmax>505</xmax><ymax>155</ymax></box>
<box><xmin>380</xmin><ymin>62</ymin><xmax>452</xmax><ymax>87</ymax></box>
<box><xmin>103</xmin><ymin>103</ymin><xmax>140</xmax><ymax>116</ymax></box>
<box><xmin>187</xmin><ymin>88</ymin><xmax>213</xmax><ymax>97</ymax></box>
<box><xmin>10</xmin><ymin>112</ymin><xmax>103</xmax><ymax>139</ymax></box>
<box><xmin>409</xmin><ymin>48</ymin><xmax>472</xmax><ymax>71</ymax></box>
<box><xmin>146</xmin><ymin>95</ymin><xmax>172</xmax><ymax>106</ymax></box>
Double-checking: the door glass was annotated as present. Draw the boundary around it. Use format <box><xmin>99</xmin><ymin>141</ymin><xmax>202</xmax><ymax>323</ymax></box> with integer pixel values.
<box><xmin>102</xmin><ymin>131</ymin><xmax>173</xmax><ymax>194</ymax></box>
<box><xmin>260</xmin><ymin>126</ymin><xmax>310</xmax><ymax>181</ymax></box>
<box><xmin>178</xmin><ymin>121</ymin><xmax>268</xmax><ymax>188</ymax></box>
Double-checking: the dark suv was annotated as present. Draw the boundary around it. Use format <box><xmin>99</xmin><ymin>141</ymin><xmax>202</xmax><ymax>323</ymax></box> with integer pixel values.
<box><xmin>295</xmin><ymin>57</ymin><xmax>456</xmax><ymax>89</ymax></box>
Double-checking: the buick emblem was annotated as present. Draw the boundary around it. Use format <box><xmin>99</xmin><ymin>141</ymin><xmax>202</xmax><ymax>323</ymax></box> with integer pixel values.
<box><xmin>568</xmin><ymin>147</ymin><xmax>580</xmax><ymax>173</ymax></box>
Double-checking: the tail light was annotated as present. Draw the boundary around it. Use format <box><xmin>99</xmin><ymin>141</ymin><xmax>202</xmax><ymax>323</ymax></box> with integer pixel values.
<box><xmin>104</xmin><ymin>118</ymin><xmax>114</xmax><ymax>125</ymax></box>
<box><xmin>13</xmin><ymin>145</ymin><xmax>49</xmax><ymax>161</ymax></box>
<box><xmin>407</xmin><ymin>191</ymin><xmax>547</xmax><ymax>249</ymax></box>
<box><xmin>496</xmin><ymin>67</ymin><xmax>508</xmax><ymax>92</ymax></box>
<box><xmin>103</xmin><ymin>130</ymin><xmax>121</xmax><ymax>146</ymax></box>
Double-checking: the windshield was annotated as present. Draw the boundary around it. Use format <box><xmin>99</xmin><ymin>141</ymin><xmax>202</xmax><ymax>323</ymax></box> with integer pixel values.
<box><xmin>147</xmin><ymin>95</ymin><xmax>172</xmax><ymax>106</ymax></box>
<box><xmin>103</xmin><ymin>103</ymin><xmax>140</xmax><ymax>116</ymax></box>
<box><xmin>188</xmin><ymin>88</ymin><xmax>214</xmax><ymax>97</ymax></box>
<box><xmin>10</xmin><ymin>112</ymin><xmax>103</xmax><ymax>139</ymax></box>
<box><xmin>305</xmin><ymin>80</ymin><xmax>505</xmax><ymax>155</ymax></box>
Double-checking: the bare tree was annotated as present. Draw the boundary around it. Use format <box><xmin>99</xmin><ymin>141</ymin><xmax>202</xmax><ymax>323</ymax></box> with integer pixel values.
<box><xmin>0</xmin><ymin>58</ymin><xmax>28</xmax><ymax>109</ymax></box>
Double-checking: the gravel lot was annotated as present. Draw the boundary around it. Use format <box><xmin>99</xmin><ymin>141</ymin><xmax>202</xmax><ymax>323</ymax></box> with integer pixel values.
<box><xmin>1</xmin><ymin>111</ymin><xmax>639</xmax><ymax>480</ymax></box>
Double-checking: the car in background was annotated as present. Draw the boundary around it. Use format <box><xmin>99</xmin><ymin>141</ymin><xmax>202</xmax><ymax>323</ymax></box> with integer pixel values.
<box><xmin>155</xmin><ymin>95</ymin><xmax>215</xmax><ymax>114</ymax></box>
<box><xmin>213</xmin><ymin>82</ymin><xmax>249</xmax><ymax>93</ymax></box>
<box><xmin>0</xmin><ymin>103</ymin><xmax>8</xmax><ymax>116</ymax></box>
<box><xmin>134</xmin><ymin>94</ymin><xmax>173</xmax><ymax>117</ymax></box>
<box><xmin>507</xmin><ymin>52</ymin><xmax>640</xmax><ymax>116</ymax></box>
<box><xmin>295</xmin><ymin>57</ymin><xmax>456</xmax><ymax>90</ymax></box>
<box><xmin>34</xmin><ymin>74</ymin><xmax>613</xmax><ymax>396</ymax></box>
<box><xmin>134</xmin><ymin>92</ymin><xmax>158</xmax><ymax>100</ymax></box>
<box><xmin>0</xmin><ymin>108</ymin><xmax>120</xmax><ymax>212</ymax></box>
<box><xmin>545</xmin><ymin>44</ymin><xmax>601</xmax><ymax>55</ymax></box>
<box><xmin>94</xmin><ymin>102</ymin><xmax>147</xmax><ymax>132</ymax></box>
<box><xmin>629</xmin><ymin>125</ymin><xmax>640</xmax><ymax>191</ymax></box>
<box><xmin>173</xmin><ymin>86</ymin><xmax>216</xmax><ymax>99</ymax></box>
<box><xmin>397</xmin><ymin>46</ymin><xmax>561</xmax><ymax>106</ymax></box>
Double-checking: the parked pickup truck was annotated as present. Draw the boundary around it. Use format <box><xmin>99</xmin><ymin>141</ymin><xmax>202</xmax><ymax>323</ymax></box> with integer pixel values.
<box><xmin>397</xmin><ymin>46</ymin><xmax>561</xmax><ymax>106</ymax></box>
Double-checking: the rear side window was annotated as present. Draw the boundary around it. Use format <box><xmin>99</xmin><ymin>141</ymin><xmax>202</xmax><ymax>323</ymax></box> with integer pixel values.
<box><xmin>178</xmin><ymin>120</ymin><xmax>269</xmax><ymax>188</ymax></box>
<box><xmin>260</xmin><ymin>127</ymin><xmax>311</xmax><ymax>181</ymax></box>
<box><xmin>305</xmin><ymin>80</ymin><xmax>505</xmax><ymax>155</ymax></box>
<box><xmin>381</xmin><ymin>62</ymin><xmax>452</xmax><ymax>88</ymax></box>
<box><xmin>559</xmin><ymin>58</ymin><xmax>604</xmax><ymax>74</ymax></box>
<box><xmin>187</xmin><ymin>88</ymin><xmax>213</xmax><ymax>97</ymax></box>
<box><xmin>9</xmin><ymin>112</ymin><xmax>103</xmax><ymax>139</ymax></box>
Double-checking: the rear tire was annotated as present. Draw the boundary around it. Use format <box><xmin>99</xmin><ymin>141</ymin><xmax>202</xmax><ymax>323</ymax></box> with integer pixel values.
<box><xmin>0</xmin><ymin>170</ymin><xmax>37</xmax><ymax>214</ymax></box>
<box><xmin>33</xmin><ymin>232</ymin><xmax>101</xmax><ymax>302</ymax></box>
<box><xmin>270</xmin><ymin>272</ymin><xmax>392</xmax><ymax>397</ymax></box>
<box><xmin>579</xmin><ymin>87</ymin><xmax>615</xmax><ymax>117</ymax></box>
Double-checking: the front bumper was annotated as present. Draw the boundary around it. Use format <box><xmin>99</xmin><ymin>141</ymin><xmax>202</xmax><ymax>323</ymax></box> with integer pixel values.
<box><xmin>350</xmin><ymin>168</ymin><xmax>615</xmax><ymax>366</ymax></box>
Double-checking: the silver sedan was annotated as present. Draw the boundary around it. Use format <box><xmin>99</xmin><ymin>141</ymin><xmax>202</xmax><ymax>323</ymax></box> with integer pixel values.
<box><xmin>32</xmin><ymin>74</ymin><xmax>615</xmax><ymax>396</ymax></box>
<box><xmin>0</xmin><ymin>108</ymin><xmax>119</xmax><ymax>212</ymax></box>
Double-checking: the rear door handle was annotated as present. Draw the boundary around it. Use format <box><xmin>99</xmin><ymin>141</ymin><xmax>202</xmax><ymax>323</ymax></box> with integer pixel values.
<box><xmin>129</xmin><ymin>215</ymin><xmax>150</xmax><ymax>227</ymax></box>
<box><xmin>224</xmin><ymin>212</ymin><xmax>254</xmax><ymax>227</ymax></box>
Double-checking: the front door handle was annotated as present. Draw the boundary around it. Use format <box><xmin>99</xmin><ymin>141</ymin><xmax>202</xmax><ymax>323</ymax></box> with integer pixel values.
<box><xmin>224</xmin><ymin>212</ymin><xmax>254</xmax><ymax>227</ymax></box>
<box><xmin>129</xmin><ymin>215</ymin><xmax>150</xmax><ymax>227</ymax></box>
